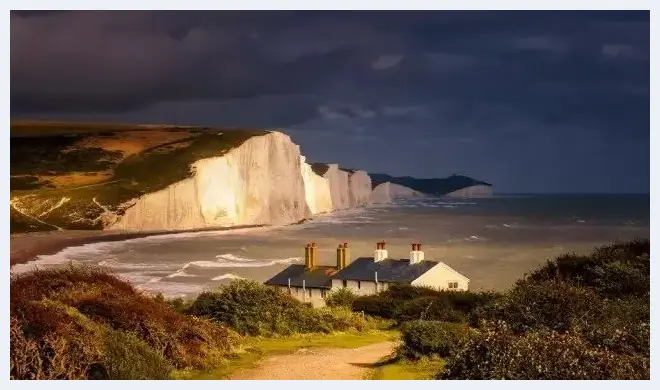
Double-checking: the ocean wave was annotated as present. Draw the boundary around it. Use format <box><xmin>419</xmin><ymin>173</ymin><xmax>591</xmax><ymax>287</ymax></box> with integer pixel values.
<box><xmin>136</xmin><ymin>280</ymin><xmax>209</xmax><ymax>298</ymax></box>
<box><xmin>465</xmin><ymin>235</ymin><xmax>488</xmax><ymax>242</ymax></box>
<box><xmin>212</xmin><ymin>273</ymin><xmax>245</xmax><ymax>281</ymax></box>
<box><xmin>116</xmin><ymin>272</ymin><xmax>164</xmax><ymax>285</ymax></box>
<box><xmin>166</xmin><ymin>269</ymin><xmax>196</xmax><ymax>278</ymax></box>
<box><xmin>98</xmin><ymin>258</ymin><xmax>181</xmax><ymax>271</ymax></box>
<box><xmin>184</xmin><ymin>254</ymin><xmax>301</xmax><ymax>269</ymax></box>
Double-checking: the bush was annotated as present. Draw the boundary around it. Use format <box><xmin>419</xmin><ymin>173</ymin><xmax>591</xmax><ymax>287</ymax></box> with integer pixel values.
<box><xmin>469</xmin><ymin>279</ymin><xmax>605</xmax><ymax>333</ymax></box>
<box><xmin>10</xmin><ymin>266</ymin><xmax>237</xmax><ymax>379</ymax></box>
<box><xmin>439</xmin><ymin>326</ymin><xmax>649</xmax><ymax>380</ymax></box>
<box><xmin>189</xmin><ymin>280</ymin><xmax>370</xmax><ymax>336</ymax></box>
<box><xmin>400</xmin><ymin>320</ymin><xmax>474</xmax><ymax>359</ymax></box>
<box><xmin>325</xmin><ymin>288</ymin><xmax>357</xmax><ymax>308</ymax></box>
<box><xmin>525</xmin><ymin>239</ymin><xmax>649</xmax><ymax>298</ymax></box>
<box><xmin>352</xmin><ymin>285</ymin><xmax>501</xmax><ymax>324</ymax></box>
<box><xmin>103</xmin><ymin>330</ymin><xmax>171</xmax><ymax>380</ymax></box>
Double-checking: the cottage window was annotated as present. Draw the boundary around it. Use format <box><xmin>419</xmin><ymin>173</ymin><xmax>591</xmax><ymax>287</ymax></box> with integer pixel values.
<box><xmin>321</xmin><ymin>290</ymin><xmax>327</xmax><ymax>298</ymax></box>
<box><xmin>342</xmin><ymin>280</ymin><xmax>347</xmax><ymax>288</ymax></box>
<box><xmin>308</xmin><ymin>289</ymin><xmax>312</xmax><ymax>298</ymax></box>
<box><xmin>357</xmin><ymin>280</ymin><xmax>361</xmax><ymax>289</ymax></box>
<box><xmin>448</xmin><ymin>282</ymin><xmax>458</xmax><ymax>289</ymax></box>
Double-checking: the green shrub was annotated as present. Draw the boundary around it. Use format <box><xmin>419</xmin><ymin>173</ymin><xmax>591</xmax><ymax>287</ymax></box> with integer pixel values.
<box><xmin>352</xmin><ymin>295</ymin><xmax>399</xmax><ymax>319</ymax></box>
<box><xmin>352</xmin><ymin>285</ymin><xmax>500</xmax><ymax>324</ymax></box>
<box><xmin>525</xmin><ymin>239</ymin><xmax>649</xmax><ymax>298</ymax></box>
<box><xmin>103</xmin><ymin>330</ymin><xmax>171</xmax><ymax>380</ymax></box>
<box><xmin>439</xmin><ymin>326</ymin><xmax>649</xmax><ymax>380</ymax></box>
<box><xmin>189</xmin><ymin>280</ymin><xmax>370</xmax><ymax>336</ymax></box>
<box><xmin>325</xmin><ymin>288</ymin><xmax>358</xmax><ymax>308</ymax></box>
<box><xmin>400</xmin><ymin>320</ymin><xmax>474</xmax><ymax>359</ymax></box>
<box><xmin>468</xmin><ymin>279</ymin><xmax>602</xmax><ymax>333</ymax></box>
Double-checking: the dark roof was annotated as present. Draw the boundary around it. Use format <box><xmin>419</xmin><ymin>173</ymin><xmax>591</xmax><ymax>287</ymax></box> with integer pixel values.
<box><xmin>332</xmin><ymin>257</ymin><xmax>438</xmax><ymax>283</ymax></box>
<box><xmin>264</xmin><ymin>265</ymin><xmax>336</xmax><ymax>289</ymax></box>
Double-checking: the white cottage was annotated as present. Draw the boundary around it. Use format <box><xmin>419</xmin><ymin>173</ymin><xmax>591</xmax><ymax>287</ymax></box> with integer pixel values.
<box><xmin>264</xmin><ymin>241</ymin><xmax>470</xmax><ymax>307</ymax></box>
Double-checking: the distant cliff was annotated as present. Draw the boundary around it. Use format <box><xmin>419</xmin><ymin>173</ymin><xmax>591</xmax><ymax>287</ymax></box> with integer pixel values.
<box><xmin>370</xmin><ymin>173</ymin><xmax>493</xmax><ymax>197</ymax></box>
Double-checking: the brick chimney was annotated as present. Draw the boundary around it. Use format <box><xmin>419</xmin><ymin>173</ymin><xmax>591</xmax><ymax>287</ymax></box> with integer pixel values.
<box><xmin>342</xmin><ymin>242</ymin><xmax>350</xmax><ymax>268</ymax></box>
<box><xmin>305</xmin><ymin>243</ymin><xmax>312</xmax><ymax>269</ymax></box>
<box><xmin>310</xmin><ymin>242</ymin><xmax>318</xmax><ymax>269</ymax></box>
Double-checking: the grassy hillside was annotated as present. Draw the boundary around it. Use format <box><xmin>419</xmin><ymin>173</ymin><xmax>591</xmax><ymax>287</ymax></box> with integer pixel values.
<box><xmin>10</xmin><ymin>121</ymin><xmax>268</xmax><ymax>233</ymax></box>
<box><xmin>370</xmin><ymin>173</ymin><xmax>492</xmax><ymax>195</ymax></box>
<box><xmin>10</xmin><ymin>267</ymin><xmax>238</xmax><ymax>379</ymax></box>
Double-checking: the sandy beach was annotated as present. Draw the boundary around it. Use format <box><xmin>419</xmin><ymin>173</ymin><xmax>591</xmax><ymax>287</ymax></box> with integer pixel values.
<box><xmin>9</xmin><ymin>225</ymin><xmax>266</xmax><ymax>266</ymax></box>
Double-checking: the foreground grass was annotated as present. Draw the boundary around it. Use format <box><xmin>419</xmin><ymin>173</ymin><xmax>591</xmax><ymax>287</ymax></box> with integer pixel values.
<box><xmin>366</xmin><ymin>356</ymin><xmax>445</xmax><ymax>380</ymax></box>
<box><xmin>175</xmin><ymin>330</ymin><xmax>399</xmax><ymax>380</ymax></box>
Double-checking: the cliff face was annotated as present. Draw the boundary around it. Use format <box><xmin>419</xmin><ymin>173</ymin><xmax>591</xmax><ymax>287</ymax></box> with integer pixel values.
<box><xmin>444</xmin><ymin>185</ymin><xmax>493</xmax><ymax>198</ymax></box>
<box><xmin>346</xmin><ymin>170</ymin><xmax>372</xmax><ymax>207</ymax></box>
<box><xmin>111</xmin><ymin>132</ymin><xmax>310</xmax><ymax>230</ymax></box>
<box><xmin>300</xmin><ymin>156</ymin><xmax>333</xmax><ymax>215</ymax></box>
<box><xmin>318</xmin><ymin>164</ymin><xmax>351</xmax><ymax>211</ymax></box>
<box><xmin>370</xmin><ymin>182</ymin><xmax>428</xmax><ymax>204</ymax></box>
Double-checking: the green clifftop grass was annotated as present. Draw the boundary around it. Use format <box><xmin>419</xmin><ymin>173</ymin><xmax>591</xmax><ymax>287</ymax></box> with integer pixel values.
<box><xmin>10</xmin><ymin>121</ymin><xmax>268</xmax><ymax>233</ymax></box>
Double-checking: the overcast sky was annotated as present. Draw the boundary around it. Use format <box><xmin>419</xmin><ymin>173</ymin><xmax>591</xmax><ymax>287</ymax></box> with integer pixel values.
<box><xmin>11</xmin><ymin>11</ymin><xmax>649</xmax><ymax>193</ymax></box>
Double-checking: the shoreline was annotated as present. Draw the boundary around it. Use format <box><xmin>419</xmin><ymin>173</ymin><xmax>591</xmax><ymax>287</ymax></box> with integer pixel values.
<box><xmin>10</xmin><ymin>224</ymin><xmax>267</xmax><ymax>267</ymax></box>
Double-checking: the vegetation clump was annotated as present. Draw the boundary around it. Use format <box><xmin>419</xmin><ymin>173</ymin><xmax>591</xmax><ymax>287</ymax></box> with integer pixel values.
<box><xmin>439</xmin><ymin>240</ymin><xmax>650</xmax><ymax>380</ymax></box>
<box><xmin>399</xmin><ymin>320</ymin><xmax>474</xmax><ymax>359</ymax></box>
<box><xmin>188</xmin><ymin>280</ymin><xmax>372</xmax><ymax>336</ymax></box>
<box><xmin>10</xmin><ymin>266</ymin><xmax>238</xmax><ymax>379</ymax></box>
<box><xmin>324</xmin><ymin>287</ymin><xmax>358</xmax><ymax>308</ymax></box>
<box><xmin>352</xmin><ymin>284</ymin><xmax>500</xmax><ymax>325</ymax></box>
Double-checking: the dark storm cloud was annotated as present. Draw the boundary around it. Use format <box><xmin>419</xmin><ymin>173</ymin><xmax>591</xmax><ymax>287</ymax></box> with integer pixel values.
<box><xmin>11</xmin><ymin>11</ymin><xmax>649</xmax><ymax>193</ymax></box>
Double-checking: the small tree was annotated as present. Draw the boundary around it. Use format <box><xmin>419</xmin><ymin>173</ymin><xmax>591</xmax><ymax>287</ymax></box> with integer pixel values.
<box><xmin>324</xmin><ymin>288</ymin><xmax>357</xmax><ymax>308</ymax></box>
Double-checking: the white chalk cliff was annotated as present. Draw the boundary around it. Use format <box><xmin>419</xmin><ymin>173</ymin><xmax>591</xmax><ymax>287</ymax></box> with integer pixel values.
<box><xmin>317</xmin><ymin>164</ymin><xmax>351</xmax><ymax>211</ymax></box>
<box><xmin>370</xmin><ymin>182</ymin><xmax>428</xmax><ymax>204</ymax></box>
<box><xmin>110</xmin><ymin>132</ymin><xmax>310</xmax><ymax>231</ymax></box>
<box><xmin>346</xmin><ymin>170</ymin><xmax>372</xmax><ymax>207</ymax></box>
<box><xmin>444</xmin><ymin>185</ymin><xmax>493</xmax><ymax>198</ymax></box>
<box><xmin>105</xmin><ymin>130</ymin><xmax>488</xmax><ymax>231</ymax></box>
<box><xmin>300</xmin><ymin>156</ymin><xmax>333</xmax><ymax>215</ymax></box>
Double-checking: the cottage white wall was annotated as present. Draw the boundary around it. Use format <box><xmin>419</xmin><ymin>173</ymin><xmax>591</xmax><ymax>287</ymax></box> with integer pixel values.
<box><xmin>330</xmin><ymin>279</ymin><xmax>389</xmax><ymax>295</ymax></box>
<box><xmin>271</xmin><ymin>285</ymin><xmax>327</xmax><ymax>308</ymax></box>
<box><xmin>411</xmin><ymin>263</ymin><xmax>469</xmax><ymax>291</ymax></box>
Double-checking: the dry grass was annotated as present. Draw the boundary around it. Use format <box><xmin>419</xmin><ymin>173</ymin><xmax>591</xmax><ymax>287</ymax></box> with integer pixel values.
<box><xmin>72</xmin><ymin>130</ymin><xmax>198</xmax><ymax>158</ymax></box>
<box><xmin>10</xmin><ymin>266</ymin><xmax>239</xmax><ymax>379</ymax></box>
<box><xmin>39</xmin><ymin>172</ymin><xmax>113</xmax><ymax>188</ymax></box>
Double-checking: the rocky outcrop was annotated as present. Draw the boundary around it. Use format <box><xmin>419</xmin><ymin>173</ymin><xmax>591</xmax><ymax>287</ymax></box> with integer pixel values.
<box><xmin>444</xmin><ymin>185</ymin><xmax>493</xmax><ymax>198</ymax></box>
<box><xmin>370</xmin><ymin>182</ymin><xmax>428</xmax><ymax>204</ymax></box>
<box><xmin>110</xmin><ymin>132</ymin><xmax>310</xmax><ymax>230</ymax></box>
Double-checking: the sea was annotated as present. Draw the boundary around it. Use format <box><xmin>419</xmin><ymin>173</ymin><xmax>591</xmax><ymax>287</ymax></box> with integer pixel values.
<box><xmin>11</xmin><ymin>194</ymin><xmax>649</xmax><ymax>298</ymax></box>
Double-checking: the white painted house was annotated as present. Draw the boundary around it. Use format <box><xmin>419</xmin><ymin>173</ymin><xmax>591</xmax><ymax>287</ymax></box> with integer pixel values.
<box><xmin>264</xmin><ymin>241</ymin><xmax>470</xmax><ymax>307</ymax></box>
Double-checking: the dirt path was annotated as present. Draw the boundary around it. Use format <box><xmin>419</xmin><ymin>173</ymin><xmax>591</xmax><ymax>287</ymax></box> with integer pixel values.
<box><xmin>229</xmin><ymin>341</ymin><xmax>397</xmax><ymax>380</ymax></box>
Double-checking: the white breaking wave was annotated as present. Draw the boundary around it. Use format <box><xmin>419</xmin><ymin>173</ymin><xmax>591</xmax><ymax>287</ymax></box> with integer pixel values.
<box><xmin>98</xmin><ymin>258</ymin><xmax>181</xmax><ymax>271</ymax></box>
<box><xmin>212</xmin><ymin>273</ymin><xmax>245</xmax><ymax>281</ymax></box>
<box><xmin>166</xmin><ymin>269</ymin><xmax>196</xmax><ymax>278</ymax></box>
<box><xmin>183</xmin><ymin>254</ymin><xmax>301</xmax><ymax>269</ymax></box>
<box><xmin>465</xmin><ymin>235</ymin><xmax>488</xmax><ymax>242</ymax></box>
<box><xmin>136</xmin><ymin>280</ymin><xmax>209</xmax><ymax>298</ymax></box>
